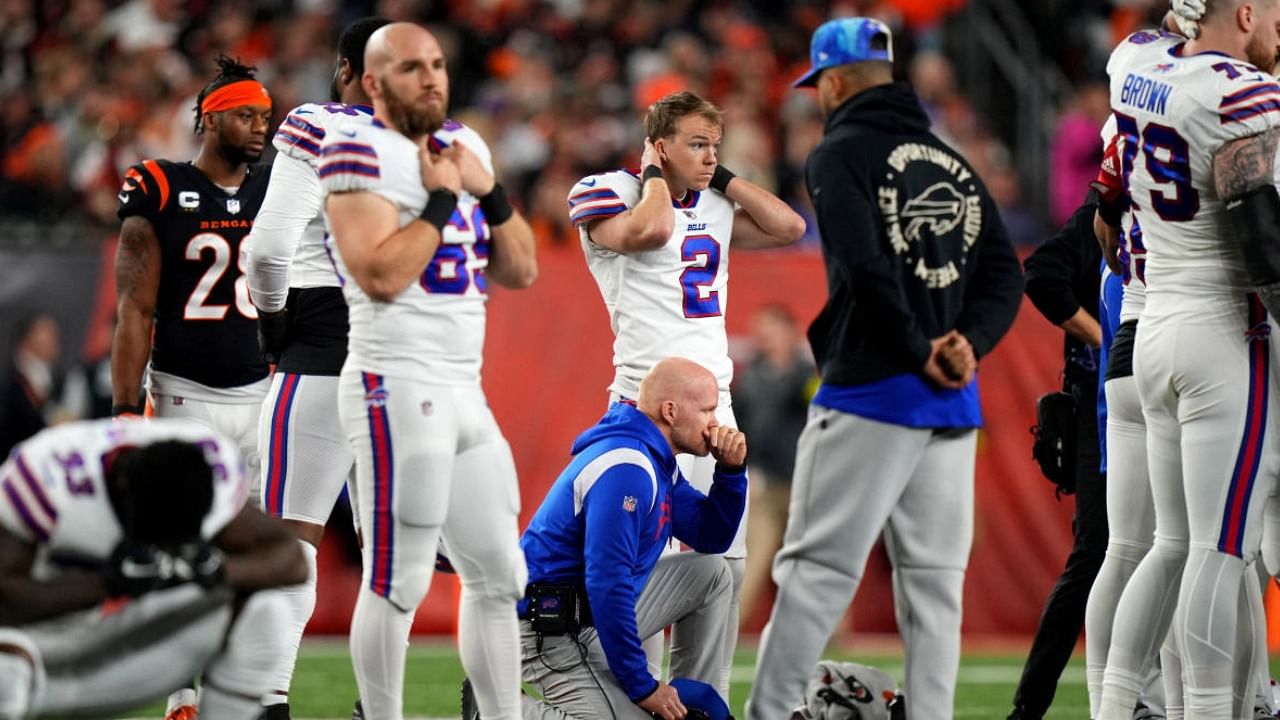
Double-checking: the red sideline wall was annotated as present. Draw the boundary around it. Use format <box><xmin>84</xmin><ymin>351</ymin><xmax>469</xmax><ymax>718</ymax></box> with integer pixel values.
<box><xmin>309</xmin><ymin>248</ymin><xmax>1073</xmax><ymax>638</ymax></box>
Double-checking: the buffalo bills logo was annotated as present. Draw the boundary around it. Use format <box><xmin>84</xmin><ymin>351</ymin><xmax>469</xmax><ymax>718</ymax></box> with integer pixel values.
<box><xmin>364</xmin><ymin>386</ymin><xmax>389</xmax><ymax>408</ymax></box>
<box><xmin>1245</xmin><ymin>322</ymin><xmax>1271</xmax><ymax>342</ymax></box>
<box><xmin>901</xmin><ymin>182</ymin><xmax>965</xmax><ymax>243</ymax></box>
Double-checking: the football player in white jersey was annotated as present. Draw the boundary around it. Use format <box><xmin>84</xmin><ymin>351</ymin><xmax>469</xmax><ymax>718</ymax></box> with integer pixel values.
<box><xmin>1084</xmin><ymin>123</ymin><xmax>1163</xmax><ymax>720</ymax></box>
<box><xmin>0</xmin><ymin>418</ymin><xmax>307</xmax><ymax>720</ymax></box>
<box><xmin>567</xmin><ymin>90</ymin><xmax>805</xmax><ymax>697</ymax></box>
<box><xmin>241</xmin><ymin>17</ymin><xmax>388</xmax><ymax>718</ymax></box>
<box><xmin>321</xmin><ymin>22</ymin><xmax>537</xmax><ymax>720</ymax></box>
<box><xmin>1098</xmin><ymin>2</ymin><xmax>1280</xmax><ymax>718</ymax></box>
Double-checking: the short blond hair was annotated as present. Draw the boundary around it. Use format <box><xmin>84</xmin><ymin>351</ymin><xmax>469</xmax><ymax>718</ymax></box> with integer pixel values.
<box><xmin>644</xmin><ymin>91</ymin><xmax>724</xmax><ymax>141</ymax></box>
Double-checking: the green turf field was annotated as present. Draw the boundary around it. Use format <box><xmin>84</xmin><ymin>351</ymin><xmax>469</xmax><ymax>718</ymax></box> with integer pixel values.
<box><xmin>135</xmin><ymin>638</ymin><xmax>1104</xmax><ymax>719</ymax></box>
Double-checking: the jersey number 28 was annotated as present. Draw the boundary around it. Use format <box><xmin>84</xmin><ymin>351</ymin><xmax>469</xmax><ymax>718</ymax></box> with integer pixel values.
<box><xmin>184</xmin><ymin>232</ymin><xmax>257</xmax><ymax>320</ymax></box>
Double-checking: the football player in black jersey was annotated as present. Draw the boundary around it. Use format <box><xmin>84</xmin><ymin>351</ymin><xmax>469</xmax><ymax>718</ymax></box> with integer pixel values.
<box><xmin>111</xmin><ymin>56</ymin><xmax>275</xmax><ymax>720</ymax></box>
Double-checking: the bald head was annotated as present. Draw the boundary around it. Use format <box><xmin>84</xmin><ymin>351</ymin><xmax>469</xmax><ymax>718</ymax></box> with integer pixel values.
<box><xmin>364</xmin><ymin>22</ymin><xmax>441</xmax><ymax>79</ymax></box>
<box><xmin>637</xmin><ymin>357</ymin><xmax>720</xmax><ymax>456</ymax></box>
<box><xmin>362</xmin><ymin>21</ymin><xmax>449</xmax><ymax>138</ymax></box>
<box><xmin>638</xmin><ymin>357</ymin><xmax>717</xmax><ymax>413</ymax></box>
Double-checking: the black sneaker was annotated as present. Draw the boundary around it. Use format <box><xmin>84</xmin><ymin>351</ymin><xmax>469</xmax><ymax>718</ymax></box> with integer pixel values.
<box><xmin>461</xmin><ymin>677</ymin><xmax>479</xmax><ymax>720</ymax></box>
<box><xmin>261</xmin><ymin>704</ymin><xmax>290</xmax><ymax>720</ymax></box>
<box><xmin>351</xmin><ymin>700</ymin><xmax>364</xmax><ymax>720</ymax></box>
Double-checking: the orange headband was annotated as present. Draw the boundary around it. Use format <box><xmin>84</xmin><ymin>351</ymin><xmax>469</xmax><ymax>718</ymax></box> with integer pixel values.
<box><xmin>201</xmin><ymin>80</ymin><xmax>271</xmax><ymax>115</ymax></box>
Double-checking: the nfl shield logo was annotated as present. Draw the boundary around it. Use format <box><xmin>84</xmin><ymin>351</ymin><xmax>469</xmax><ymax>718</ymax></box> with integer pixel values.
<box><xmin>622</xmin><ymin>496</ymin><xmax>637</xmax><ymax>512</ymax></box>
<box><xmin>227</xmin><ymin>198</ymin><xmax>241</xmax><ymax>214</ymax></box>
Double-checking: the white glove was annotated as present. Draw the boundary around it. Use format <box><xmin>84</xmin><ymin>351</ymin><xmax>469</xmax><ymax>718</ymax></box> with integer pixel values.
<box><xmin>1171</xmin><ymin>0</ymin><xmax>1205</xmax><ymax>39</ymax></box>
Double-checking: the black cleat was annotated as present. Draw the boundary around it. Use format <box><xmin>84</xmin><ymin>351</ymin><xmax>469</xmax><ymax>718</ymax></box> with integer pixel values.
<box><xmin>261</xmin><ymin>704</ymin><xmax>290</xmax><ymax>720</ymax></box>
<box><xmin>461</xmin><ymin>677</ymin><xmax>479</xmax><ymax>720</ymax></box>
<box><xmin>351</xmin><ymin>699</ymin><xmax>364</xmax><ymax>720</ymax></box>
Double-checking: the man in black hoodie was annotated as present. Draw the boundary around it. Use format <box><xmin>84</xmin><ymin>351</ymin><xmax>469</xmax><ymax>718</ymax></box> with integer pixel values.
<box><xmin>746</xmin><ymin>17</ymin><xmax>1023</xmax><ymax>720</ymax></box>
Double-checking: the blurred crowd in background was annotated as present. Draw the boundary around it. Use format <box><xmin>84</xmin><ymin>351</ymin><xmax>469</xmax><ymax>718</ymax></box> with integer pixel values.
<box><xmin>1</xmin><ymin>0</ymin><xmax>1176</xmax><ymax>244</ymax></box>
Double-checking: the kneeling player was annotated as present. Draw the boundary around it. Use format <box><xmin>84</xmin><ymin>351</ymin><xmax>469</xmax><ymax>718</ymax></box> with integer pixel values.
<box><xmin>0</xmin><ymin>418</ymin><xmax>307</xmax><ymax>720</ymax></box>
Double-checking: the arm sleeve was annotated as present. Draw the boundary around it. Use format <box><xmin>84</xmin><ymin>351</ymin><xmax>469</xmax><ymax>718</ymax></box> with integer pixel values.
<box><xmin>245</xmin><ymin>153</ymin><xmax>322</xmax><ymax>312</ymax></box>
<box><xmin>808</xmin><ymin>148</ymin><xmax>934</xmax><ymax>367</ymax></box>
<box><xmin>581</xmin><ymin>464</ymin><xmax>659</xmax><ymax>701</ymax></box>
<box><xmin>670</xmin><ymin>466</ymin><xmax>748</xmax><ymax>554</ymax></box>
<box><xmin>954</xmin><ymin>192</ymin><xmax>1025</xmax><ymax>358</ymax></box>
<box><xmin>1023</xmin><ymin>200</ymin><xmax>1097</xmax><ymax>326</ymax></box>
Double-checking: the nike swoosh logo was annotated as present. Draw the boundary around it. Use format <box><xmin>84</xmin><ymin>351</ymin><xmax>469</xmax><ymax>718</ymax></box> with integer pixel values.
<box><xmin>339</xmin><ymin>127</ymin><xmax>357</xmax><ymax>137</ymax></box>
<box><xmin>581</xmin><ymin>178</ymin><xmax>597</xmax><ymax>187</ymax></box>
<box><xmin>118</xmin><ymin>193</ymin><xmax>129</xmax><ymax>203</ymax></box>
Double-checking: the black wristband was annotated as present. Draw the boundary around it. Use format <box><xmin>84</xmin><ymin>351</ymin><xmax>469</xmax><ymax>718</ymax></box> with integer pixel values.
<box><xmin>478</xmin><ymin>182</ymin><xmax>514</xmax><ymax>226</ymax></box>
<box><xmin>1088</xmin><ymin>186</ymin><xmax>1126</xmax><ymax>228</ymax></box>
<box><xmin>710</xmin><ymin>165</ymin><xmax>736</xmax><ymax>194</ymax></box>
<box><xmin>642</xmin><ymin>164</ymin><xmax>664</xmax><ymax>183</ymax></box>
<box><xmin>419</xmin><ymin>190</ymin><xmax>459</xmax><ymax>231</ymax></box>
<box><xmin>112</xmin><ymin>403</ymin><xmax>144</xmax><ymax>417</ymax></box>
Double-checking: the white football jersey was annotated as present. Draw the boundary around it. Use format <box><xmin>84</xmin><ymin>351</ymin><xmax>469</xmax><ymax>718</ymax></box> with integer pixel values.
<box><xmin>1100</xmin><ymin>116</ymin><xmax>1148</xmax><ymax>323</ymax></box>
<box><xmin>320</xmin><ymin>119</ymin><xmax>495</xmax><ymax>383</ymax></box>
<box><xmin>570</xmin><ymin>170</ymin><xmax>736</xmax><ymax>399</ymax></box>
<box><xmin>1107</xmin><ymin>30</ymin><xmax>1280</xmax><ymax>311</ymax></box>
<box><xmin>265</xmin><ymin>101</ymin><xmax>378</xmax><ymax>290</ymax></box>
<box><xmin>0</xmin><ymin>418</ymin><xmax>247</xmax><ymax>569</ymax></box>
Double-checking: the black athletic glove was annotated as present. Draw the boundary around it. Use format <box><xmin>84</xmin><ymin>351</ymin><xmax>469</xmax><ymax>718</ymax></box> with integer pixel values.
<box><xmin>170</xmin><ymin>541</ymin><xmax>227</xmax><ymax>589</ymax></box>
<box><xmin>104</xmin><ymin>540</ymin><xmax>169</xmax><ymax>597</ymax></box>
<box><xmin>257</xmin><ymin>308</ymin><xmax>290</xmax><ymax>365</ymax></box>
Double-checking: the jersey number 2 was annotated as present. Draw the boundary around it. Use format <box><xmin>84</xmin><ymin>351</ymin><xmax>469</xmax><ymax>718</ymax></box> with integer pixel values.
<box><xmin>680</xmin><ymin>234</ymin><xmax>722</xmax><ymax>318</ymax></box>
<box><xmin>184</xmin><ymin>232</ymin><xmax>257</xmax><ymax>320</ymax></box>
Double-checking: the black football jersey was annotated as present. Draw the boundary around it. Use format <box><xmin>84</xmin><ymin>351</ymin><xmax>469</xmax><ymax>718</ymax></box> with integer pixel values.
<box><xmin>117</xmin><ymin>159</ymin><xmax>270</xmax><ymax>388</ymax></box>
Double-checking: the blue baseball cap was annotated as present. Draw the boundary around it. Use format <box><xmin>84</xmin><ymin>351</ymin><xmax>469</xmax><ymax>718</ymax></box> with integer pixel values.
<box><xmin>669</xmin><ymin>678</ymin><xmax>731</xmax><ymax>720</ymax></box>
<box><xmin>794</xmin><ymin>17</ymin><xmax>894</xmax><ymax>88</ymax></box>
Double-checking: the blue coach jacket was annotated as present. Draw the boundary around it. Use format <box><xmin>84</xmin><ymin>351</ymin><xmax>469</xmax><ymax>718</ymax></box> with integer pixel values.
<box><xmin>520</xmin><ymin>402</ymin><xmax>747</xmax><ymax>701</ymax></box>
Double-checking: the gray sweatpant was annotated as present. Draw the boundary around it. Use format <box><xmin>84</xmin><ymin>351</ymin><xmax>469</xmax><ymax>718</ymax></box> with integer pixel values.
<box><xmin>746</xmin><ymin>407</ymin><xmax>977</xmax><ymax>720</ymax></box>
<box><xmin>521</xmin><ymin>553</ymin><xmax>732</xmax><ymax>719</ymax></box>
<box><xmin>0</xmin><ymin>584</ymin><xmax>290</xmax><ymax>720</ymax></box>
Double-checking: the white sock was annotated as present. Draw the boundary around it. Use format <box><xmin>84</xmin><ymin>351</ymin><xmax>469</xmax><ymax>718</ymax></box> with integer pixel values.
<box><xmin>199</xmin><ymin>683</ymin><xmax>262</xmax><ymax>720</ymax></box>
<box><xmin>350</xmin><ymin>589</ymin><xmax>413</xmax><ymax>720</ymax></box>
<box><xmin>262</xmin><ymin>539</ymin><xmax>317</xmax><ymax>704</ymax></box>
<box><xmin>1180</xmin><ymin>549</ymin><xmax>1243</xmax><ymax>720</ymax></box>
<box><xmin>0</xmin><ymin>652</ymin><xmax>33</xmax><ymax>720</ymax></box>
<box><xmin>1099</xmin><ymin>667</ymin><xmax>1143</xmax><ymax>720</ymax></box>
<box><xmin>202</xmin><ymin>591</ymin><xmax>290</xmax><ymax>719</ymax></box>
<box><xmin>457</xmin><ymin>591</ymin><xmax>521</xmax><ymax>719</ymax></box>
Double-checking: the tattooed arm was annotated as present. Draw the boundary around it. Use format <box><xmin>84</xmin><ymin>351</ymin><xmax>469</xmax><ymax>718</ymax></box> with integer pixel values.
<box><xmin>1213</xmin><ymin>128</ymin><xmax>1280</xmax><ymax>317</ymax></box>
<box><xmin>110</xmin><ymin>216</ymin><xmax>161</xmax><ymax>412</ymax></box>
<box><xmin>1213</xmin><ymin>128</ymin><xmax>1280</xmax><ymax>200</ymax></box>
